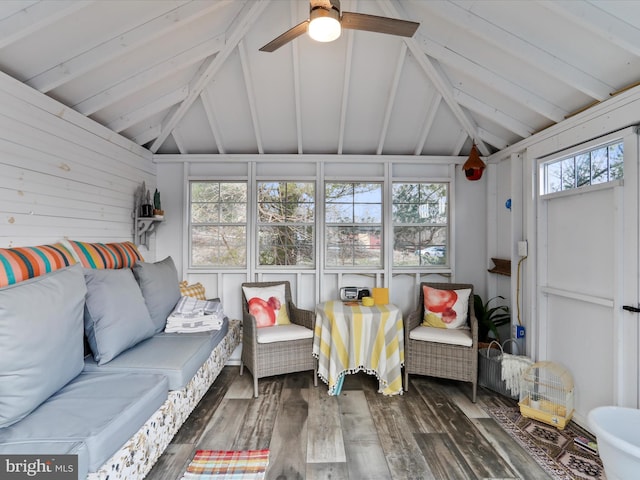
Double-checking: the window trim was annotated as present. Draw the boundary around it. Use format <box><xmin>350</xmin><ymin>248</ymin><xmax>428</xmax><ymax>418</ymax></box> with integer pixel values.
<box><xmin>538</xmin><ymin>127</ymin><xmax>632</xmax><ymax>198</ymax></box>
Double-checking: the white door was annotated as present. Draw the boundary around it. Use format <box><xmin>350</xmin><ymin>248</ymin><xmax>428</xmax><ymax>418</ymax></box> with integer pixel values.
<box><xmin>536</xmin><ymin>127</ymin><xmax>639</xmax><ymax>424</ymax></box>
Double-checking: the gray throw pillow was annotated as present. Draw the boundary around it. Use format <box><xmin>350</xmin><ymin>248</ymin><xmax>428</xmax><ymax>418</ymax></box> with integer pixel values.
<box><xmin>132</xmin><ymin>256</ymin><xmax>181</xmax><ymax>333</ymax></box>
<box><xmin>83</xmin><ymin>268</ymin><xmax>156</xmax><ymax>365</ymax></box>
<box><xmin>0</xmin><ymin>265</ymin><xmax>86</xmax><ymax>427</ymax></box>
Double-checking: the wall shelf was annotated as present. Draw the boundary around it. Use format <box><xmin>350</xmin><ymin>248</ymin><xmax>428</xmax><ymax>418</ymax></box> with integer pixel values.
<box><xmin>488</xmin><ymin>257</ymin><xmax>511</xmax><ymax>276</ymax></box>
<box><xmin>135</xmin><ymin>215</ymin><xmax>164</xmax><ymax>248</ymax></box>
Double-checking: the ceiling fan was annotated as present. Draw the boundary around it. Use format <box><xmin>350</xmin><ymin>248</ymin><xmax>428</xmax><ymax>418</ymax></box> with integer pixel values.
<box><xmin>259</xmin><ymin>0</ymin><xmax>420</xmax><ymax>52</ymax></box>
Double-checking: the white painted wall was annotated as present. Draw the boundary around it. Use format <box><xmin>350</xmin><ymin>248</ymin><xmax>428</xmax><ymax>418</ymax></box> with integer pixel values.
<box><xmin>155</xmin><ymin>156</ymin><xmax>488</xmax><ymax>323</ymax></box>
<box><xmin>0</xmin><ymin>71</ymin><xmax>155</xmax><ymax>250</ymax></box>
<box><xmin>488</xmin><ymin>85</ymin><xmax>640</xmax><ymax>426</ymax></box>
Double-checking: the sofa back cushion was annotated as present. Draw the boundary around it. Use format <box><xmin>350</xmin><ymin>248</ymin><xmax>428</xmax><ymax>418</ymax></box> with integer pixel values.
<box><xmin>0</xmin><ymin>264</ymin><xmax>86</xmax><ymax>428</ymax></box>
<box><xmin>83</xmin><ymin>268</ymin><xmax>156</xmax><ymax>365</ymax></box>
<box><xmin>0</xmin><ymin>243</ymin><xmax>77</xmax><ymax>287</ymax></box>
<box><xmin>132</xmin><ymin>256</ymin><xmax>181</xmax><ymax>333</ymax></box>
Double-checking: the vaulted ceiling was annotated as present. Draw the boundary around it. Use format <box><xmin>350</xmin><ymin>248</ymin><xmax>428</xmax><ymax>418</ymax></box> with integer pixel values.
<box><xmin>2</xmin><ymin>0</ymin><xmax>640</xmax><ymax>158</ymax></box>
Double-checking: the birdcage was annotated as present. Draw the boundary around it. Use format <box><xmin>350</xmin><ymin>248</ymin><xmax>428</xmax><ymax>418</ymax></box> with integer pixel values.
<box><xmin>518</xmin><ymin>361</ymin><xmax>574</xmax><ymax>430</ymax></box>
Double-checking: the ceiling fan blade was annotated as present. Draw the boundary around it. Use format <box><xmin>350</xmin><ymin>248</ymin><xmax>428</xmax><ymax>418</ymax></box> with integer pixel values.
<box><xmin>341</xmin><ymin>12</ymin><xmax>419</xmax><ymax>37</ymax></box>
<box><xmin>259</xmin><ymin>20</ymin><xmax>310</xmax><ymax>52</ymax></box>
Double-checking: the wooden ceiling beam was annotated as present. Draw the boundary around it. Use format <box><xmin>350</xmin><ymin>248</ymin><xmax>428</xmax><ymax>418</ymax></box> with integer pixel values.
<box><xmin>150</xmin><ymin>0</ymin><xmax>270</xmax><ymax>153</ymax></box>
<box><xmin>453</xmin><ymin>88</ymin><xmax>535</xmax><ymax>139</ymax></box>
<box><xmin>441</xmin><ymin>0</ymin><xmax>613</xmax><ymax>100</ymax></box>
<box><xmin>539</xmin><ymin>0</ymin><xmax>640</xmax><ymax>59</ymax></box>
<box><xmin>377</xmin><ymin>42</ymin><xmax>406</xmax><ymax>155</ymax></box>
<box><xmin>73</xmin><ymin>34</ymin><xmax>224</xmax><ymax>116</ymax></box>
<box><xmin>106</xmin><ymin>85</ymin><xmax>188</xmax><ymax>133</ymax></box>
<box><xmin>377</xmin><ymin>0</ymin><xmax>491</xmax><ymax>156</ymax></box>
<box><xmin>238</xmin><ymin>40</ymin><xmax>264</xmax><ymax>154</ymax></box>
<box><xmin>414</xmin><ymin>93</ymin><xmax>441</xmax><ymax>156</ymax></box>
<box><xmin>0</xmin><ymin>0</ymin><xmax>94</xmax><ymax>51</ymax></box>
<box><xmin>201</xmin><ymin>85</ymin><xmax>226</xmax><ymax>155</ymax></box>
<box><xmin>27</xmin><ymin>0</ymin><xmax>232</xmax><ymax>93</ymax></box>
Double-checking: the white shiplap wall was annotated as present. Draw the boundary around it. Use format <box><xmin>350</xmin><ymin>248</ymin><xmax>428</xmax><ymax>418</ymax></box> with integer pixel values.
<box><xmin>0</xmin><ymin>71</ymin><xmax>156</xmax><ymax>250</ymax></box>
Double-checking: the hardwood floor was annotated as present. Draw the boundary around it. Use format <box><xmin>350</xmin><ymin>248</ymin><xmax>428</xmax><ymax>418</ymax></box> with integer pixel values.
<box><xmin>146</xmin><ymin>366</ymin><xmax>552</xmax><ymax>480</ymax></box>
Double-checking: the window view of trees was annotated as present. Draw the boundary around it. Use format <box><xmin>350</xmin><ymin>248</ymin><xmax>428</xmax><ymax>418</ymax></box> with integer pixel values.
<box><xmin>542</xmin><ymin>141</ymin><xmax>623</xmax><ymax>194</ymax></box>
<box><xmin>392</xmin><ymin>183</ymin><xmax>448</xmax><ymax>267</ymax></box>
<box><xmin>190</xmin><ymin>181</ymin><xmax>247</xmax><ymax>267</ymax></box>
<box><xmin>325</xmin><ymin>182</ymin><xmax>382</xmax><ymax>267</ymax></box>
<box><xmin>189</xmin><ymin>179</ymin><xmax>451</xmax><ymax>270</ymax></box>
<box><xmin>257</xmin><ymin>182</ymin><xmax>315</xmax><ymax>266</ymax></box>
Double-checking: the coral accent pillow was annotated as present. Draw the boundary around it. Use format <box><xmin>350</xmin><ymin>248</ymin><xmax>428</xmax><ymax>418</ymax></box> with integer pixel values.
<box><xmin>422</xmin><ymin>285</ymin><xmax>472</xmax><ymax>329</ymax></box>
<box><xmin>242</xmin><ymin>285</ymin><xmax>291</xmax><ymax>327</ymax></box>
<box><xmin>179</xmin><ymin>281</ymin><xmax>207</xmax><ymax>300</ymax></box>
<box><xmin>64</xmin><ymin>239</ymin><xmax>143</xmax><ymax>269</ymax></box>
<box><xmin>0</xmin><ymin>243</ymin><xmax>76</xmax><ymax>287</ymax></box>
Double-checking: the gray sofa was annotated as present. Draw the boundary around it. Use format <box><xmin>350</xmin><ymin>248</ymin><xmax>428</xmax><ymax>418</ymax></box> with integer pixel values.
<box><xmin>0</xmin><ymin>257</ymin><xmax>240</xmax><ymax>480</ymax></box>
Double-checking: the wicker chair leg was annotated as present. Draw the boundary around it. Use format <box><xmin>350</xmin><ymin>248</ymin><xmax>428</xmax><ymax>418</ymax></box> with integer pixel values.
<box><xmin>313</xmin><ymin>367</ymin><xmax>318</xmax><ymax>387</ymax></box>
<box><xmin>239</xmin><ymin>362</ymin><xmax>244</xmax><ymax>375</ymax></box>
<box><xmin>404</xmin><ymin>370</ymin><xmax>409</xmax><ymax>392</ymax></box>
<box><xmin>472</xmin><ymin>381</ymin><xmax>477</xmax><ymax>403</ymax></box>
<box><xmin>253</xmin><ymin>376</ymin><xmax>259</xmax><ymax>398</ymax></box>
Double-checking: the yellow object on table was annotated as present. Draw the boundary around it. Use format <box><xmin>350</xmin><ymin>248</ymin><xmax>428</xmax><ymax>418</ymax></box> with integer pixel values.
<box><xmin>372</xmin><ymin>287</ymin><xmax>389</xmax><ymax>305</ymax></box>
<box><xmin>361</xmin><ymin>296</ymin><xmax>374</xmax><ymax>306</ymax></box>
<box><xmin>313</xmin><ymin>300</ymin><xmax>404</xmax><ymax>396</ymax></box>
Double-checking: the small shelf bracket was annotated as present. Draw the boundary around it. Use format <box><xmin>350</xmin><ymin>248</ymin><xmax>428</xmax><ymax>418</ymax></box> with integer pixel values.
<box><xmin>134</xmin><ymin>216</ymin><xmax>163</xmax><ymax>248</ymax></box>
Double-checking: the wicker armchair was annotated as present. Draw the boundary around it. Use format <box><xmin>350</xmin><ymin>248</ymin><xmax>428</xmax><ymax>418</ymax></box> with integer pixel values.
<box><xmin>241</xmin><ymin>281</ymin><xmax>317</xmax><ymax>397</ymax></box>
<box><xmin>404</xmin><ymin>282</ymin><xmax>478</xmax><ymax>402</ymax></box>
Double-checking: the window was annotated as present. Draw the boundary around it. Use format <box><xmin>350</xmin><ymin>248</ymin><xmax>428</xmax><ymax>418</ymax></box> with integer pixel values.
<box><xmin>325</xmin><ymin>182</ymin><xmax>382</xmax><ymax>267</ymax></box>
<box><xmin>541</xmin><ymin>141</ymin><xmax>623</xmax><ymax>194</ymax></box>
<box><xmin>392</xmin><ymin>182</ymin><xmax>449</xmax><ymax>267</ymax></box>
<box><xmin>189</xmin><ymin>181</ymin><xmax>247</xmax><ymax>267</ymax></box>
<box><xmin>257</xmin><ymin>181</ymin><xmax>315</xmax><ymax>266</ymax></box>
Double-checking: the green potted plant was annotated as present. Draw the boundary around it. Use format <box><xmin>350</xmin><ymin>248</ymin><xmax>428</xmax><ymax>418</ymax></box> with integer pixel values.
<box><xmin>474</xmin><ymin>294</ymin><xmax>510</xmax><ymax>344</ymax></box>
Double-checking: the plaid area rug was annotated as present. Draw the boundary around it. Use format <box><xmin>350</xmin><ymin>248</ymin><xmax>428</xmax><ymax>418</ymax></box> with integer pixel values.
<box><xmin>180</xmin><ymin>449</ymin><xmax>269</xmax><ymax>479</ymax></box>
<box><xmin>487</xmin><ymin>407</ymin><xmax>606</xmax><ymax>480</ymax></box>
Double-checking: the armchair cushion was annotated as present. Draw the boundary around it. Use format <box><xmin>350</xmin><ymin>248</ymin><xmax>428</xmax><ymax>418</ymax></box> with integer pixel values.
<box><xmin>242</xmin><ymin>284</ymin><xmax>291</xmax><ymax>327</ymax></box>
<box><xmin>409</xmin><ymin>325</ymin><xmax>473</xmax><ymax>347</ymax></box>
<box><xmin>422</xmin><ymin>285</ymin><xmax>472</xmax><ymax>330</ymax></box>
<box><xmin>256</xmin><ymin>324</ymin><xmax>313</xmax><ymax>344</ymax></box>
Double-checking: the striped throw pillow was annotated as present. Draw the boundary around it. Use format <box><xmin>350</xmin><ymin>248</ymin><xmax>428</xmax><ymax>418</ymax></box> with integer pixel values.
<box><xmin>179</xmin><ymin>281</ymin><xmax>207</xmax><ymax>300</ymax></box>
<box><xmin>65</xmin><ymin>240</ymin><xmax>144</xmax><ymax>269</ymax></box>
<box><xmin>0</xmin><ymin>243</ymin><xmax>77</xmax><ymax>287</ymax></box>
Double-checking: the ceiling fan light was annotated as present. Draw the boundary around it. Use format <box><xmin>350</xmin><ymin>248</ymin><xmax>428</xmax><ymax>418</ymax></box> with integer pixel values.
<box><xmin>308</xmin><ymin>9</ymin><xmax>341</xmax><ymax>42</ymax></box>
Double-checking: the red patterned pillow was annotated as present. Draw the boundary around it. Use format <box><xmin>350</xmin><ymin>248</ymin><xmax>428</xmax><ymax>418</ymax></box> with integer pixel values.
<box><xmin>422</xmin><ymin>285</ymin><xmax>471</xmax><ymax>329</ymax></box>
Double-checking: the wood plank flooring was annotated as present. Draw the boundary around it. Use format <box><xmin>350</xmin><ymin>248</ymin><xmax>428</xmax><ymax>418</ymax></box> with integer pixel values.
<box><xmin>146</xmin><ymin>367</ymin><xmax>553</xmax><ymax>480</ymax></box>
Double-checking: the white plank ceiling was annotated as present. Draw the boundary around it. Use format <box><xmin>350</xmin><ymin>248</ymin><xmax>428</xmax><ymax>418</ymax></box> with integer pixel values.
<box><xmin>1</xmin><ymin>0</ymin><xmax>639</xmax><ymax>158</ymax></box>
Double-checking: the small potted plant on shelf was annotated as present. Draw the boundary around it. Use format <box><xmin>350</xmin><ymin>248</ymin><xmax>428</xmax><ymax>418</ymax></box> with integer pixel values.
<box><xmin>153</xmin><ymin>189</ymin><xmax>164</xmax><ymax>218</ymax></box>
<box><xmin>474</xmin><ymin>294</ymin><xmax>510</xmax><ymax>346</ymax></box>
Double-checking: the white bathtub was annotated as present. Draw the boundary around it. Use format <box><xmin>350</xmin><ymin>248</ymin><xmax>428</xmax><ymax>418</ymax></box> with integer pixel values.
<box><xmin>588</xmin><ymin>406</ymin><xmax>640</xmax><ymax>480</ymax></box>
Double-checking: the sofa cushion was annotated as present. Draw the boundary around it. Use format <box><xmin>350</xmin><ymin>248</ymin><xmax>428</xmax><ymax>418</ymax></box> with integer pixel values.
<box><xmin>0</xmin><ymin>372</ymin><xmax>168</xmax><ymax>473</ymax></box>
<box><xmin>0</xmin><ymin>243</ymin><xmax>77</xmax><ymax>287</ymax></box>
<box><xmin>64</xmin><ymin>239</ymin><xmax>143</xmax><ymax>269</ymax></box>
<box><xmin>83</xmin><ymin>323</ymin><xmax>227</xmax><ymax>390</ymax></box>
<box><xmin>133</xmin><ymin>256</ymin><xmax>181</xmax><ymax>333</ymax></box>
<box><xmin>0</xmin><ymin>265</ymin><xmax>86</xmax><ymax>428</ymax></box>
<box><xmin>84</xmin><ymin>268</ymin><xmax>156</xmax><ymax>365</ymax></box>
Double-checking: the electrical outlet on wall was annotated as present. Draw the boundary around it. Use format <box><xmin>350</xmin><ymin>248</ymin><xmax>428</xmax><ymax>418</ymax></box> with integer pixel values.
<box><xmin>518</xmin><ymin>240</ymin><xmax>528</xmax><ymax>257</ymax></box>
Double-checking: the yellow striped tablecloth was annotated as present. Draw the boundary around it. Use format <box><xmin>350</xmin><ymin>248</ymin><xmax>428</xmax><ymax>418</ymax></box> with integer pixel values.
<box><xmin>313</xmin><ymin>300</ymin><xmax>404</xmax><ymax>396</ymax></box>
